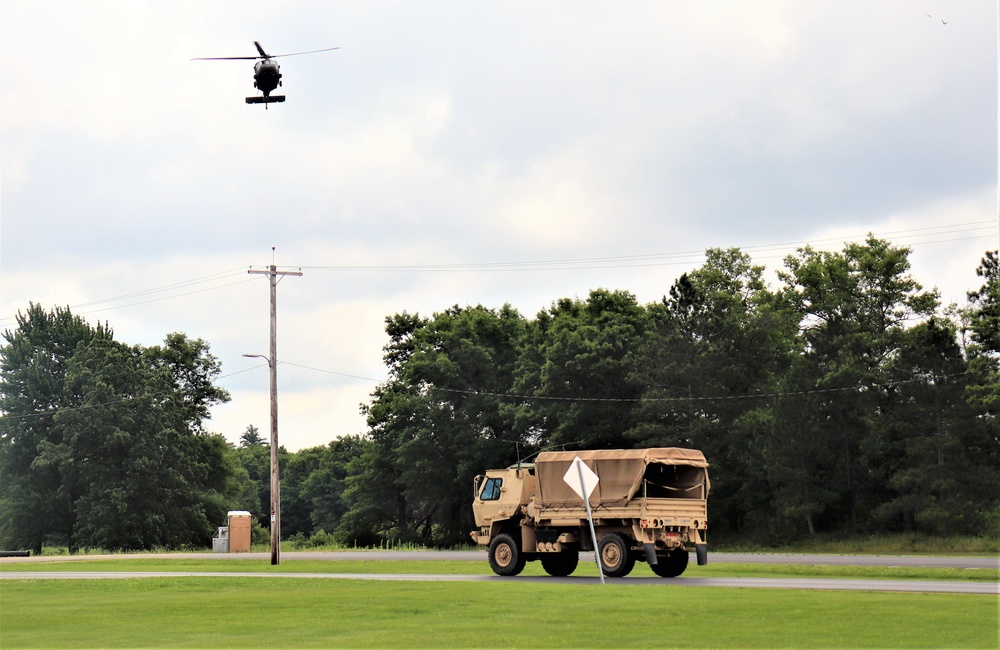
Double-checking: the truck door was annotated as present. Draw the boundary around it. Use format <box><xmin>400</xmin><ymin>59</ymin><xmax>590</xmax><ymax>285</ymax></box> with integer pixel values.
<box><xmin>472</xmin><ymin>474</ymin><xmax>506</xmax><ymax>531</ymax></box>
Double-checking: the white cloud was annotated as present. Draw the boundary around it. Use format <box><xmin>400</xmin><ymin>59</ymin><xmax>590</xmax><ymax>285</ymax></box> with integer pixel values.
<box><xmin>2</xmin><ymin>0</ymin><xmax>996</xmax><ymax>450</ymax></box>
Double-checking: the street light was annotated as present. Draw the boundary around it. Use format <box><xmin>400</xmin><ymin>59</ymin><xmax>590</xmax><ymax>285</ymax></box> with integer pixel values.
<box><xmin>242</xmin><ymin>352</ymin><xmax>281</xmax><ymax>566</ymax></box>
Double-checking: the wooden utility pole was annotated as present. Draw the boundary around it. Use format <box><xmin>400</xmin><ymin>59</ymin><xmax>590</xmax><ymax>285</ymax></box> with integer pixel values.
<box><xmin>247</xmin><ymin>263</ymin><xmax>302</xmax><ymax>565</ymax></box>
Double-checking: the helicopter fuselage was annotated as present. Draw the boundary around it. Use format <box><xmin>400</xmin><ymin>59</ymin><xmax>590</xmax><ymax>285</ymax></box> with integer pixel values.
<box><xmin>253</xmin><ymin>59</ymin><xmax>282</xmax><ymax>97</ymax></box>
<box><xmin>194</xmin><ymin>41</ymin><xmax>337</xmax><ymax>107</ymax></box>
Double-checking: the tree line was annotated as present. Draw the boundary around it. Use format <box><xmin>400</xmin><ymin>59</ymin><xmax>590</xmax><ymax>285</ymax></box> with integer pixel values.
<box><xmin>2</xmin><ymin>238</ymin><xmax>998</xmax><ymax>552</ymax></box>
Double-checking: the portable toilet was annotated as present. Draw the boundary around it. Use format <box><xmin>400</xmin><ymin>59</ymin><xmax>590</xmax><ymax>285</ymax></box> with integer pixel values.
<box><xmin>228</xmin><ymin>511</ymin><xmax>252</xmax><ymax>553</ymax></box>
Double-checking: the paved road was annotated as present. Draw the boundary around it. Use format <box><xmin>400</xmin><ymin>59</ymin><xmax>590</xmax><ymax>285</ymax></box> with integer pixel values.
<box><xmin>1</xmin><ymin>570</ymin><xmax>996</xmax><ymax>594</ymax></box>
<box><xmin>2</xmin><ymin>551</ymin><xmax>996</xmax><ymax>594</ymax></box>
<box><xmin>3</xmin><ymin>550</ymin><xmax>996</xmax><ymax>569</ymax></box>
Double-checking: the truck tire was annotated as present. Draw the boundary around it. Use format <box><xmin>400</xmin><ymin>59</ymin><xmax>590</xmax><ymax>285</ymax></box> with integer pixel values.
<box><xmin>540</xmin><ymin>551</ymin><xmax>579</xmax><ymax>577</ymax></box>
<box><xmin>597</xmin><ymin>533</ymin><xmax>635</xmax><ymax>578</ymax></box>
<box><xmin>488</xmin><ymin>533</ymin><xmax>526</xmax><ymax>576</ymax></box>
<box><xmin>650</xmin><ymin>550</ymin><xmax>689</xmax><ymax>578</ymax></box>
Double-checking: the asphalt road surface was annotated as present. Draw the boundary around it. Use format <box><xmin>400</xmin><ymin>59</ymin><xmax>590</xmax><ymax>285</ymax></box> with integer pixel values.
<box><xmin>2</xmin><ymin>550</ymin><xmax>997</xmax><ymax>568</ymax></box>
<box><xmin>1</xmin><ymin>551</ymin><xmax>996</xmax><ymax>594</ymax></box>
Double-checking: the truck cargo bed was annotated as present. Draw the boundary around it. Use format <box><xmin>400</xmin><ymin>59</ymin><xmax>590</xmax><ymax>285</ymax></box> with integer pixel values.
<box><xmin>535</xmin><ymin>497</ymin><xmax>707</xmax><ymax>527</ymax></box>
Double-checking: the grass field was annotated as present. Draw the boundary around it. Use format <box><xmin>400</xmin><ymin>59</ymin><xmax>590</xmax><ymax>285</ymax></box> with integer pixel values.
<box><xmin>2</xmin><ymin>556</ymin><xmax>998</xmax><ymax>648</ymax></box>
<box><xmin>1</xmin><ymin>576</ymin><xmax>997</xmax><ymax>648</ymax></box>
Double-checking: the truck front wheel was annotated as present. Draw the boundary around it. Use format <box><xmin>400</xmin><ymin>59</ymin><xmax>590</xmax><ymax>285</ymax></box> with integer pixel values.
<box><xmin>540</xmin><ymin>550</ymin><xmax>579</xmax><ymax>577</ymax></box>
<box><xmin>598</xmin><ymin>533</ymin><xmax>635</xmax><ymax>578</ymax></box>
<box><xmin>650</xmin><ymin>550</ymin><xmax>689</xmax><ymax>578</ymax></box>
<box><xmin>488</xmin><ymin>533</ymin><xmax>526</xmax><ymax>576</ymax></box>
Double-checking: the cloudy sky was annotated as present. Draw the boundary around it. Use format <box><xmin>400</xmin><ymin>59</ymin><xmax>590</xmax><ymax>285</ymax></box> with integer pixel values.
<box><xmin>2</xmin><ymin>1</ymin><xmax>997</xmax><ymax>451</ymax></box>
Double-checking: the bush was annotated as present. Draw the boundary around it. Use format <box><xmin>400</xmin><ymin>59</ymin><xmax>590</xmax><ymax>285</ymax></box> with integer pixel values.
<box><xmin>250</xmin><ymin>520</ymin><xmax>270</xmax><ymax>546</ymax></box>
<box><xmin>309</xmin><ymin>529</ymin><xmax>335</xmax><ymax>548</ymax></box>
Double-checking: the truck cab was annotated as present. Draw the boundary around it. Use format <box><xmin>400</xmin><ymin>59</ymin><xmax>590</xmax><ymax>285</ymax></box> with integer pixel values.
<box><xmin>471</xmin><ymin>466</ymin><xmax>537</xmax><ymax>545</ymax></box>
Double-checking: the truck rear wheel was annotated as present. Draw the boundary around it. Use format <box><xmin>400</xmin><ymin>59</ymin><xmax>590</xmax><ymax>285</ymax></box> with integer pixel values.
<box><xmin>598</xmin><ymin>533</ymin><xmax>635</xmax><ymax>578</ymax></box>
<box><xmin>650</xmin><ymin>550</ymin><xmax>689</xmax><ymax>578</ymax></box>
<box><xmin>488</xmin><ymin>533</ymin><xmax>526</xmax><ymax>576</ymax></box>
<box><xmin>540</xmin><ymin>551</ymin><xmax>579</xmax><ymax>577</ymax></box>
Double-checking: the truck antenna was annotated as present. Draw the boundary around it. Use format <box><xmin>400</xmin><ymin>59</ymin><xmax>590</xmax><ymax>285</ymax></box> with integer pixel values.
<box><xmin>515</xmin><ymin>440</ymin><xmax>584</xmax><ymax>467</ymax></box>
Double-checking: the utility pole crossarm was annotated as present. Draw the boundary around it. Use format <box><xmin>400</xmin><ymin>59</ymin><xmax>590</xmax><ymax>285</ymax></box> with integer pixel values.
<box><xmin>248</xmin><ymin>267</ymin><xmax>303</xmax><ymax>278</ymax></box>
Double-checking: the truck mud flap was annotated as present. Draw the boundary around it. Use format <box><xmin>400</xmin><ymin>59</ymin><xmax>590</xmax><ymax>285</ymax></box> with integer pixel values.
<box><xmin>644</xmin><ymin>543</ymin><xmax>658</xmax><ymax>565</ymax></box>
<box><xmin>696</xmin><ymin>543</ymin><xmax>708</xmax><ymax>566</ymax></box>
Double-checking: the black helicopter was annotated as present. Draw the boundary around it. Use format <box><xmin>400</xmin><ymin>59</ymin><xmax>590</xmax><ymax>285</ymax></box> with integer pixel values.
<box><xmin>193</xmin><ymin>41</ymin><xmax>339</xmax><ymax>107</ymax></box>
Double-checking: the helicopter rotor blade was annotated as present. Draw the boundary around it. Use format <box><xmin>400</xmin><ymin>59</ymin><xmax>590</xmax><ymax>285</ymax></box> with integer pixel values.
<box><xmin>269</xmin><ymin>46</ymin><xmax>341</xmax><ymax>58</ymax></box>
<box><xmin>191</xmin><ymin>42</ymin><xmax>339</xmax><ymax>62</ymax></box>
<box><xmin>191</xmin><ymin>56</ymin><xmax>261</xmax><ymax>61</ymax></box>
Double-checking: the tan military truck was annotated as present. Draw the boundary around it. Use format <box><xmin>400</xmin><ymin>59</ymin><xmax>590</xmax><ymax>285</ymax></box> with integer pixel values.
<box><xmin>471</xmin><ymin>448</ymin><xmax>709</xmax><ymax>578</ymax></box>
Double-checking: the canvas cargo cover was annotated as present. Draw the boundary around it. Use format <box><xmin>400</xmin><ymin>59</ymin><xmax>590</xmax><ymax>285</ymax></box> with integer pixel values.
<box><xmin>535</xmin><ymin>448</ymin><xmax>709</xmax><ymax>507</ymax></box>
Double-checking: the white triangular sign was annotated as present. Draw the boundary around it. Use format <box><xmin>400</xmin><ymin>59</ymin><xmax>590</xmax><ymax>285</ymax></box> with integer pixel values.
<box><xmin>563</xmin><ymin>456</ymin><xmax>599</xmax><ymax>500</ymax></box>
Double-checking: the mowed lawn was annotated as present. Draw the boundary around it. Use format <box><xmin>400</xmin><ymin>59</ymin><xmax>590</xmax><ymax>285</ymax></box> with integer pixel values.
<box><xmin>2</xmin><ymin>575</ymin><xmax>997</xmax><ymax>648</ymax></box>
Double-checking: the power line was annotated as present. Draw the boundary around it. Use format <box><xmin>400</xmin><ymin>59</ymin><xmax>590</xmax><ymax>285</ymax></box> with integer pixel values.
<box><xmin>0</xmin><ymin>268</ymin><xmax>252</xmax><ymax>324</ymax></box>
<box><xmin>1</xmin><ymin>366</ymin><xmax>971</xmax><ymax>423</ymax></box>
<box><xmin>69</xmin><ymin>267</ymin><xmax>248</xmax><ymax>308</ymax></box>
<box><xmin>3</xmin><ymin>222</ymin><xmax>994</xmax><ymax>322</ymax></box>
<box><xmin>423</xmin><ymin>371</ymin><xmax>973</xmax><ymax>404</ymax></box>
<box><xmin>299</xmin><ymin>221</ymin><xmax>996</xmax><ymax>273</ymax></box>
<box><xmin>279</xmin><ymin>361</ymin><xmax>384</xmax><ymax>383</ymax></box>
<box><xmin>261</xmin><ymin>356</ymin><xmax>976</xmax><ymax>406</ymax></box>
<box><xmin>71</xmin><ymin>278</ymin><xmax>258</xmax><ymax>317</ymax></box>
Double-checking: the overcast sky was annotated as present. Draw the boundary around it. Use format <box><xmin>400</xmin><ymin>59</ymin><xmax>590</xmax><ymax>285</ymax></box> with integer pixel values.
<box><xmin>2</xmin><ymin>1</ymin><xmax>997</xmax><ymax>451</ymax></box>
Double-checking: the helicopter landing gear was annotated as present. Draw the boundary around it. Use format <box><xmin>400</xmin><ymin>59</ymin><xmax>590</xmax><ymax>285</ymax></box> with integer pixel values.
<box><xmin>246</xmin><ymin>95</ymin><xmax>285</xmax><ymax>109</ymax></box>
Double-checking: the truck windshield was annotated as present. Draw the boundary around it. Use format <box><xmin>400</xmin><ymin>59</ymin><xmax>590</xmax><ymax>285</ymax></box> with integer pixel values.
<box><xmin>480</xmin><ymin>477</ymin><xmax>503</xmax><ymax>501</ymax></box>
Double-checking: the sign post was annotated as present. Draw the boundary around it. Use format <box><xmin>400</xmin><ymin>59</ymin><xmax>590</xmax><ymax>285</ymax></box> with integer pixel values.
<box><xmin>563</xmin><ymin>456</ymin><xmax>605</xmax><ymax>584</ymax></box>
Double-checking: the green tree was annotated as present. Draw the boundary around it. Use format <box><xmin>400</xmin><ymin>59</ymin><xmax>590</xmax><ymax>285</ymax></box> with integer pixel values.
<box><xmin>964</xmin><ymin>251</ymin><xmax>1000</xmax><ymax>420</ymax></box>
<box><xmin>0</xmin><ymin>306</ymin><xmax>232</xmax><ymax>552</ymax></box>
<box><xmin>966</xmin><ymin>250</ymin><xmax>1000</xmax><ymax>353</ymax></box>
<box><xmin>239</xmin><ymin>424</ymin><xmax>266</xmax><ymax>448</ymax></box>
<box><xmin>870</xmin><ymin>317</ymin><xmax>998</xmax><ymax>534</ymax></box>
<box><xmin>230</xmin><ymin>425</ymin><xmax>275</xmax><ymax>531</ymax></box>
<box><xmin>767</xmin><ymin>236</ymin><xmax>937</xmax><ymax>535</ymax></box>
<box><xmin>342</xmin><ymin>305</ymin><xmax>525</xmax><ymax>546</ymax></box>
<box><xmin>957</xmin><ymin>251</ymin><xmax>1000</xmax><ymax>534</ymax></box>
<box><xmin>630</xmin><ymin>248</ymin><xmax>797</xmax><ymax>536</ymax></box>
<box><xmin>281</xmin><ymin>445</ymin><xmax>323</xmax><ymax>538</ymax></box>
<box><xmin>513</xmin><ymin>289</ymin><xmax>650</xmax><ymax>450</ymax></box>
<box><xmin>0</xmin><ymin>304</ymin><xmax>113</xmax><ymax>552</ymax></box>
<box><xmin>286</xmin><ymin>435</ymin><xmax>368</xmax><ymax>538</ymax></box>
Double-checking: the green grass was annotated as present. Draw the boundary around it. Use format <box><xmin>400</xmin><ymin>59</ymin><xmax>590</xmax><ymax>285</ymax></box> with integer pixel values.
<box><xmin>3</xmin><ymin>557</ymin><xmax>997</xmax><ymax>582</ymax></box>
<box><xmin>31</xmin><ymin>533</ymin><xmax>1000</xmax><ymax>557</ymax></box>
<box><xmin>713</xmin><ymin>533</ymin><xmax>1000</xmax><ymax>555</ymax></box>
<box><xmin>1</xmin><ymin>577</ymin><xmax>997</xmax><ymax>648</ymax></box>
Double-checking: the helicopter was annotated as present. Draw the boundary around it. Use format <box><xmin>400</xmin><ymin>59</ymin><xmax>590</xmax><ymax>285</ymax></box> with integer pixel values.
<box><xmin>193</xmin><ymin>41</ymin><xmax>339</xmax><ymax>107</ymax></box>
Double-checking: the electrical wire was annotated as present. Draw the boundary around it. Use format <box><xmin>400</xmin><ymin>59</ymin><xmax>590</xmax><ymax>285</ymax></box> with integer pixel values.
<box><xmin>278</xmin><ymin>361</ymin><xmax>384</xmax><ymax>383</ymax></box>
<box><xmin>69</xmin><ymin>268</ymin><xmax>249</xmax><ymax>309</ymax></box>
<box><xmin>423</xmin><ymin>371</ymin><xmax>972</xmax><ymax>404</ymax></box>
<box><xmin>3</xmin><ymin>221</ymin><xmax>994</xmax><ymax>321</ymax></box>
<box><xmin>299</xmin><ymin>221</ymin><xmax>996</xmax><ymax>273</ymax></box>
<box><xmin>0</xmin><ymin>367</ymin><xmax>972</xmax><ymax>423</ymax></box>
<box><xmin>71</xmin><ymin>278</ymin><xmax>259</xmax><ymax>317</ymax></box>
<box><xmin>0</xmin><ymin>269</ymin><xmax>255</xmax><ymax>324</ymax></box>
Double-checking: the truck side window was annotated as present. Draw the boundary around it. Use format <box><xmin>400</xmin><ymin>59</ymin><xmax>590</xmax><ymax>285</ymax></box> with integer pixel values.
<box><xmin>480</xmin><ymin>477</ymin><xmax>502</xmax><ymax>501</ymax></box>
